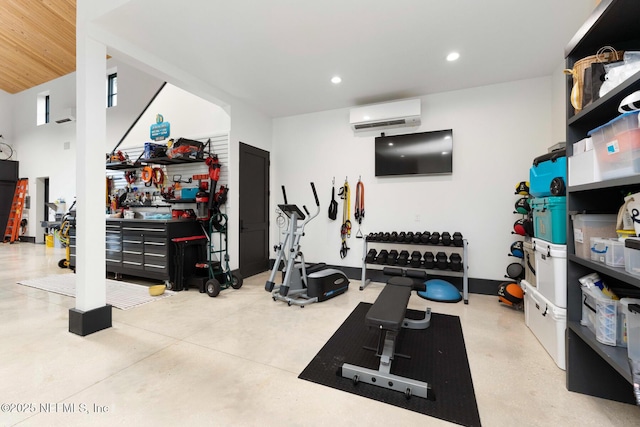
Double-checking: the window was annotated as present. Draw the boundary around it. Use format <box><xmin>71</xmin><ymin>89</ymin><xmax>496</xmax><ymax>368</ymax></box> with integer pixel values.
<box><xmin>36</xmin><ymin>91</ymin><xmax>50</xmax><ymax>126</ymax></box>
<box><xmin>45</xmin><ymin>95</ymin><xmax>50</xmax><ymax>123</ymax></box>
<box><xmin>107</xmin><ymin>73</ymin><xmax>117</xmax><ymax>107</ymax></box>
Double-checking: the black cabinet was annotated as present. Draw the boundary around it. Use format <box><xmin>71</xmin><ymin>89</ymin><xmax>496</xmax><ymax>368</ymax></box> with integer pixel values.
<box><xmin>565</xmin><ymin>0</ymin><xmax>640</xmax><ymax>404</ymax></box>
<box><xmin>105</xmin><ymin>219</ymin><xmax>202</xmax><ymax>285</ymax></box>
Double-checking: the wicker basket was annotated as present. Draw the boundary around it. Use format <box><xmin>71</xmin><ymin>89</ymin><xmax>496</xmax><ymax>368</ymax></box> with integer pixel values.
<box><xmin>564</xmin><ymin>47</ymin><xmax>624</xmax><ymax>113</ymax></box>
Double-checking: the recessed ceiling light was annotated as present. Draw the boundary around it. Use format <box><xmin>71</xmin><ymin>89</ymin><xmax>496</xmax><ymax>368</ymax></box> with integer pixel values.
<box><xmin>331</xmin><ymin>76</ymin><xmax>342</xmax><ymax>84</ymax></box>
<box><xmin>446</xmin><ymin>52</ymin><xmax>460</xmax><ymax>62</ymax></box>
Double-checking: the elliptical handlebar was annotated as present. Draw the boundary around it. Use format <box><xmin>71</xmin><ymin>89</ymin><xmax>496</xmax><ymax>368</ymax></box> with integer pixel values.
<box><xmin>303</xmin><ymin>205</ymin><xmax>310</xmax><ymax>215</ymax></box>
<box><xmin>281</xmin><ymin>185</ymin><xmax>288</xmax><ymax>204</ymax></box>
<box><xmin>310</xmin><ymin>182</ymin><xmax>319</xmax><ymax>206</ymax></box>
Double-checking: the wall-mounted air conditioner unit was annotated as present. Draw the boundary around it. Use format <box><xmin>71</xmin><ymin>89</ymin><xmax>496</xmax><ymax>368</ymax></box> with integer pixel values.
<box><xmin>55</xmin><ymin>108</ymin><xmax>76</xmax><ymax>124</ymax></box>
<box><xmin>349</xmin><ymin>99</ymin><xmax>421</xmax><ymax>132</ymax></box>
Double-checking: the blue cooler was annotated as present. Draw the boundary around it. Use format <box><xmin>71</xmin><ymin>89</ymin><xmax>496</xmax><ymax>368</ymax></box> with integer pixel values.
<box><xmin>530</xmin><ymin>196</ymin><xmax>567</xmax><ymax>244</ymax></box>
<box><xmin>529</xmin><ymin>149</ymin><xmax>567</xmax><ymax>197</ymax></box>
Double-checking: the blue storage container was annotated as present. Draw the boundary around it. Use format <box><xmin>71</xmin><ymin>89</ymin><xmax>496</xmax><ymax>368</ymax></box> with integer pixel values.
<box><xmin>530</xmin><ymin>196</ymin><xmax>567</xmax><ymax>244</ymax></box>
<box><xmin>529</xmin><ymin>150</ymin><xmax>567</xmax><ymax>197</ymax></box>
<box><xmin>179</xmin><ymin>188</ymin><xmax>199</xmax><ymax>199</ymax></box>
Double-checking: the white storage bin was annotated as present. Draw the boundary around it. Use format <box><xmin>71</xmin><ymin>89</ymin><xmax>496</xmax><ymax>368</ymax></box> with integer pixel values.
<box><xmin>621</xmin><ymin>298</ymin><xmax>640</xmax><ymax>362</ymax></box>
<box><xmin>572</xmin><ymin>214</ymin><xmax>618</xmax><ymax>260</ymax></box>
<box><xmin>620</xmin><ymin>298</ymin><xmax>640</xmax><ymax>349</ymax></box>
<box><xmin>532</xmin><ymin>238</ymin><xmax>567</xmax><ymax>308</ymax></box>
<box><xmin>523</xmin><ymin>281</ymin><xmax>566</xmax><ymax>370</ymax></box>
<box><xmin>568</xmin><ymin>148</ymin><xmax>601</xmax><ymax>186</ymax></box>
<box><xmin>625</xmin><ymin>237</ymin><xmax>640</xmax><ymax>276</ymax></box>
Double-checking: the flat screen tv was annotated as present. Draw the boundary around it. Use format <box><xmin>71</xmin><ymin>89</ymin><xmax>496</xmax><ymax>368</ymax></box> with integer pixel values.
<box><xmin>375</xmin><ymin>129</ymin><xmax>453</xmax><ymax>177</ymax></box>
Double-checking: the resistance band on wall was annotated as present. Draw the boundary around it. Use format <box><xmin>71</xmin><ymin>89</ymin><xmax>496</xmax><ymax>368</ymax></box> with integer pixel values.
<box><xmin>339</xmin><ymin>177</ymin><xmax>351</xmax><ymax>258</ymax></box>
<box><xmin>354</xmin><ymin>177</ymin><xmax>364</xmax><ymax>238</ymax></box>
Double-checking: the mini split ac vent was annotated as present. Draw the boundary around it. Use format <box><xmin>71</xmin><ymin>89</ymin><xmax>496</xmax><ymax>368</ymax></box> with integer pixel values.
<box><xmin>349</xmin><ymin>99</ymin><xmax>421</xmax><ymax>132</ymax></box>
<box><xmin>55</xmin><ymin>108</ymin><xmax>76</xmax><ymax>124</ymax></box>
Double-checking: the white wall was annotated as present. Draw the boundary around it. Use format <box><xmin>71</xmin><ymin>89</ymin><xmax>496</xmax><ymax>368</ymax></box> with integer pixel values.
<box><xmin>552</xmin><ymin>60</ymin><xmax>569</xmax><ymax>143</ymax></box>
<box><xmin>117</xmin><ymin>83</ymin><xmax>230</xmax><ymax>149</ymax></box>
<box><xmin>272</xmin><ymin>77</ymin><xmax>554</xmax><ymax>281</ymax></box>
<box><xmin>9</xmin><ymin>58</ymin><xmax>164</xmax><ymax>240</ymax></box>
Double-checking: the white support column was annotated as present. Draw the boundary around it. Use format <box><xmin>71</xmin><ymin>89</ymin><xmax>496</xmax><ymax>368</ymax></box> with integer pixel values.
<box><xmin>70</xmin><ymin>13</ymin><xmax>110</xmax><ymax>334</ymax></box>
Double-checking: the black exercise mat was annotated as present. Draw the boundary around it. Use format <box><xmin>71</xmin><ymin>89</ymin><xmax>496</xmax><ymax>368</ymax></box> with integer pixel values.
<box><xmin>299</xmin><ymin>302</ymin><xmax>481</xmax><ymax>427</ymax></box>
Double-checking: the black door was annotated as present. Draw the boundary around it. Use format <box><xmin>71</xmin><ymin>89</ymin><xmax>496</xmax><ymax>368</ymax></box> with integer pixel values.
<box><xmin>0</xmin><ymin>160</ymin><xmax>18</xmax><ymax>234</ymax></box>
<box><xmin>238</xmin><ymin>143</ymin><xmax>269</xmax><ymax>278</ymax></box>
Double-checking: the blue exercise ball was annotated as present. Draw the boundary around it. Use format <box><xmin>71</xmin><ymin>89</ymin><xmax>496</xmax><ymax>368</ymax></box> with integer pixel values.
<box><xmin>418</xmin><ymin>279</ymin><xmax>462</xmax><ymax>303</ymax></box>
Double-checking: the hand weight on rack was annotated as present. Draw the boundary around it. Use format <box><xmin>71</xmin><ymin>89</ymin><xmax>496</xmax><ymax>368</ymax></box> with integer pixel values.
<box><xmin>423</xmin><ymin>251</ymin><xmax>435</xmax><ymax>269</ymax></box>
<box><xmin>420</xmin><ymin>231</ymin><xmax>431</xmax><ymax>244</ymax></box>
<box><xmin>382</xmin><ymin>232</ymin><xmax>391</xmax><ymax>241</ymax></box>
<box><xmin>387</xmin><ymin>250</ymin><xmax>399</xmax><ymax>265</ymax></box>
<box><xmin>413</xmin><ymin>232</ymin><xmax>422</xmax><ymax>243</ymax></box>
<box><xmin>366</xmin><ymin>249</ymin><xmax>377</xmax><ymax>263</ymax></box>
<box><xmin>405</xmin><ymin>232</ymin><xmax>414</xmax><ymax>243</ymax></box>
<box><xmin>452</xmin><ymin>232</ymin><xmax>463</xmax><ymax>247</ymax></box>
<box><xmin>397</xmin><ymin>250</ymin><xmax>410</xmax><ymax>266</ymax></box>
<box><xmin>429</xmin><ymin>232</ymin><xmax>441</xmax><ymax>245</ymax></box>
<box><xmin>376</xmin><ymin>250</ymin><xmax>389</xmax><ymax>264</ymax></box>
<box><xmin>449</xmin><ymin>253</ymin><xmax>463</xmax><ymax>271</ymax></box>
<box><xmin>366</xmin><ymin>233</ymin><xmax>376</xmax><ymax>242</ymax></box>
<box><xmin>397</xmin><ymin>232</ymin><xmax>406</xmax><ymax>242</ymax></box>
<box><xmin>390</xmin><ymin>231</ymin><xmax>398</xmax><ymax>242</ymax></box>
<box><xmin>441</xmin><ymin>232</ymin><xmax>452</xmax><ymax>246</ymax></box>
<box><xmin>436</xmin><ymin>252</ymin><xmax>448</xmax><ymax>269</ymax></box>
<box><xmin>410</xmin><ymin>250</ymin><xmax>422</xmax><ymax>267</ymax></box>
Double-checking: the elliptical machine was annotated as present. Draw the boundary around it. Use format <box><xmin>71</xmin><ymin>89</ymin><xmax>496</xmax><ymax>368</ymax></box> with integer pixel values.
<box><xmin>265</xmin><ymin>182</ymin><xmax>350</xmax><ymax>307</ymax></box>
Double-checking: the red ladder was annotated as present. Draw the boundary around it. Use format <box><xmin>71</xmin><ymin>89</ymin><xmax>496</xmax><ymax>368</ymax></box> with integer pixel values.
<box><xmin>3</xmin><ymin>178</ymin><xmax>28</xmax><ymax>243</ymax></box>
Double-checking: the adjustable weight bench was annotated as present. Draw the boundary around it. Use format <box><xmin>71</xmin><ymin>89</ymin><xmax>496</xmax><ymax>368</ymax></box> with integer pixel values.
<box><xmin>340</xmin><ymin>276</ymin><xmax>434</xmax><ymax>400</ymax></box>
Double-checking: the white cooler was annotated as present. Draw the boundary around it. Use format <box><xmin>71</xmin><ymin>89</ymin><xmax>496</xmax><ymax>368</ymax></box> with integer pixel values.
<box><xmin>532</xmin><ymin>238</ymin><xmax>567</xmax><ymax>308</ymax></box>
<box><xmin>522</xmin><ymin>280</ymin><xmax>567</xmax><ymax>370</ymax></box>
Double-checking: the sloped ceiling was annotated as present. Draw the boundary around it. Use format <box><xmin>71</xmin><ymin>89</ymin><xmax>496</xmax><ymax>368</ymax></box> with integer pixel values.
<box><xmin>0</xmin><ymin>0</ymin><xmax>76</xmax><ymax>94</ymax></box>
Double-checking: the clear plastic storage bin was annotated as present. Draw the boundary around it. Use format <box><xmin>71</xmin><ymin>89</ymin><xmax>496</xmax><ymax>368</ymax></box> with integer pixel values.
<box><xmin>625</xmin><ymin>237</ymin><xmax>640</xmax><ymax>276</ymax></box>
<box><xmin>589</xmin><ymin>111</ymin><xmax>640</xmax><ymax>180</ymax></box>
<box><xmin>572</xmin><ymin>214</ymin><xmax>617</xmax><ymax>260</ymax></box>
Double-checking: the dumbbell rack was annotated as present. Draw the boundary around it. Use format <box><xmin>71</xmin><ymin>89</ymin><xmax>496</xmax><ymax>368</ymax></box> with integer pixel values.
<box><xmin>360</xmin><ymin>238</ymin><xmax>469</xmax><ymax>304</ymax></box>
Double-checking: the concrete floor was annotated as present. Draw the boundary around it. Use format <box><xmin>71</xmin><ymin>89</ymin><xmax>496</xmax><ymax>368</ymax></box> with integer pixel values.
<box><xmin>0</xmin><ymin>242</ymin><xmax>638</xmax><ymax>426</ymax></box>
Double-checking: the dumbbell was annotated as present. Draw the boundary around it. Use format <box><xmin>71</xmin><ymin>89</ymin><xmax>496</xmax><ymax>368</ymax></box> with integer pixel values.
<box><xmin>382</xmin><ymin>232</ymin><xmax>391</xmax><ymax>242</ymax></box>
<box><xmin>441</xmin><ymin>232</ymin><xmax>452</xmax><ymax>246</ymax></box>
<box><xmin>412</xmin><ymin>232</ymin><xmax>422</xmax><ymax>243</ymax></box>
<box><xmin>449</xmin><ymin>253</ymin><xmax>463</xmax><ymax>271</ymax></box>
<box><xmin>423</xmin><ymin>252</ymin><xmax>435</xmax><ymax>269</ymax></box>
<box><xmin>376</xmin><ymin>232</ymin><xmax>385</xmax><ymax>241</ymax></box>
<box><xmin>387</xmin><ymin>250</ymin><xmax>399</xmax><ymax>265</ymax></box>
<box><xmin>366</xmin><ymin>233</ymin><xmax>376</xmax><ymax>242</ymax></box>
<box><xmin>410</xmin><ymin>250</ymin><xmax>422</xmax><ymax>268</ymax></box>
<box><xmin>436</xmin><ymin>251</ymin><xmax>448</xmax><ymax>269</ymax></box>
<box><xmin>397</xmin><ymin>250</ymin><xmax>410</xmax><ymax>266</ymax></box>
<box><xmin>406</xmin><ymin>232</ymin><xmax>415</xmax><ymax>243</ymax></box>
<box><xmin>390</xmin><ymin>231</ymin><xmax>398</xmax><ymax>242</ymax></box>
<box><xmin>376</xmin><ymin>250</ymin><xmax>389</xmax><ymax>265</ymax></box>
<box><xmin>452</xmin><ymin>232</ymin><xmax>463</xmax><ymax>247</ymax></box>
<box><xmin>429</xmin><ymin>232</ymin><xmax>441</xmax><ymax>245</ymax></box>
<box><xmin>366</xmin><ymin>249</ymin><xmax>377</xmax><ymax>263</ymax></box>
<box><xmin>420</xmin><ymin>231</ymin><xmax>431</xmax><ymax>244</ymax></box>
<box><xmin>397</xmin><ymin>231</ymin><xmax>406</xmax><ymax>242</ymax></box>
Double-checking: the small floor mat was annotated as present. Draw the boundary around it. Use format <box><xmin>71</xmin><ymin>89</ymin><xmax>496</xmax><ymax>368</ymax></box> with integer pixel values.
<box><xmin>299</xmin><ymin>302</ymin><xmax>481</xmax><ymax>427</ymax></box>
<box><xmin>17</xmin><ymin>274</ymin><xmax>176</xmax><ymax>310</ymax></box>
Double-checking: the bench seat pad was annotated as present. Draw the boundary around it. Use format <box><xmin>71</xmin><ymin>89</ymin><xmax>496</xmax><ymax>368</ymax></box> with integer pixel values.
<box><xmin>366</xmin><ymin>277</ymin><xmax>413</xmax><ymax>332</ymax></box>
